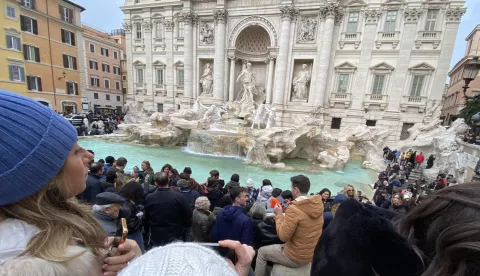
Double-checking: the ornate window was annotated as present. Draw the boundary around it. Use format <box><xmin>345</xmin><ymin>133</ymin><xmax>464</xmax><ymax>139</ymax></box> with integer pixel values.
<box><xmin>424</xmin><ymin>9</ymin><xmax>439</xmax><ymax>31</ymax></box>
<box><xmin>368</xmin><ymin>62</ymin><xmax>394</xmax><ymax>95</ymax></box>
<box><xmin>135</xmin><ymin>22</ymin><xmax>142</xmax><ymax>39</ymax></box>
<box><xmin>153</xmin><ymin>60</ymin><xmax>166</xmax><ymax>92</ymax></box>
<box><xmin>407</xmin><ymin>63</ymin><xmax>435</xmax><ymax>97</ymax></box>
<box><xmin>133</xmin><ymin>60</ymin><xmax>145</xmax><ymax>85</ymax></box>
<box><xmin>347</xmin><ymin>12</ymin><xmax>359</xmax><ymax>33</ymax></box>
<box><xmin>384</xmin><ymin>11</ymin><xmax>397</xmax><ymax>32</ymax></box>
<box><xmin>333</xmin><ymin>62</ymin><xmax>356</xmax><ymax>94</ymax></box>
<box><xmin>174</xmin><ymin>61</ymin><xmax>184</xmax><ymax>89</ymax></box>
<box><xmin>372</xmin><ymin>75</ymin><xmax>386</xmax><ymax>94</ymax></box>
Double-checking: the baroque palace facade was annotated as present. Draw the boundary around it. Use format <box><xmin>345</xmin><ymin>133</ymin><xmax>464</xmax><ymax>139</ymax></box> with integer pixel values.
<box><xmin>121</xmin><ymin>0</ymin><xmax>465</xmax><ymax>142</ymax></box>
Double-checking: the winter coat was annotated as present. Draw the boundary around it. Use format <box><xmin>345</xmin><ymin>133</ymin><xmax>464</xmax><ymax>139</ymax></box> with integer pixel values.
<box><xmin>206</xmin><ymin>186</ymin><xmax>225</xmax><ymax>211</ymax></box>
<box><xmin>426</xmin><ymin>156</ymin><xmax>435</xmax><ymax>169</ymax></box>
<box><xmin>253</xmin><ymin>217</ymin><xmax>282</xmax><ymax>250</ymax></box>
<box><xmin>275</xmin><ymin>195</ymin><xmax>324</xmax><ymax>264</ymax></box>
<box><xmin>139</xmin><ymin>171</ymin><xmax>154</xmax><ymax>187</ymax></box>
<box><xmin>217</xmin><ymin>193</ymin><xmax>233</xmax><ymax>208</ymax></box>
<box><xmin>311</xmin><ymin>199</ymin><xmax>421</xmax><ymax>276</ymax></box>
<box><xmin>212</xmin><ymin>205</ymin><xmax>253</xmax><ymax>246</ymax></box>
<box><xmin>388</xmin><ymin>203</ymin><xmax>408</xmax><ymax>215</ymax></box>
<box><xmin>391</xmin><ymin>179</ymin><xmax>402</xmax><ymax>187</ymax></box>
<box><xmin>92</xmin><ymin>209</ymin><xmax>118</xmax><ymax>236</ymax></box>
<box><xmin>180</xmin><ymin>188</ymin><xmax>200</xmax><ymax>210</ymax></box>
<box><xmin>415</xmin><ymin>154</ymin><xmax>424</xmax><ymax>163</ymax></box>
<box><xmin>101</xmin><ymin>180</ymin><xmax>116</xmax><ymax>193</ymax></box>
<box><xmin>256</xmin><ymin>186</ymin><xmax>273</xmax><ymax>207</ymax></box>
<box><xmin>77</xmin><ymin>172</ymin><xmax>103</xmax><ymax>204</ymax></box>
<box><xmin>191</xmin><ymin>209</ymin><xmax>212</xmax><ymax>242</ymax></box>
<box><xmin>168</xmin><ymin>176</ymin><xmax>180</xmax><ymax>187</ymax></box>
<box><xmin>0</xmin><ymin>218</ymin><xmax>102</xmax><ymax>276</ymax></box>
<box><xmin>247</xmin><ymin>187</ymin><xmax>259</xmax><ymax>206</ymax></box>
<box><xmin>122</xmin><ymin>200</ymin><xmax>143</xmax><ymax>233</ymax></box>
<box><xmin>208</xmin><ymin>206</ymin><xmax>222</xmax><ymax>225</ymax></box>
<box><xmin>144</xmin><ymin>188</ymin><xmax>193</xmax><ymax>246</ymax></box>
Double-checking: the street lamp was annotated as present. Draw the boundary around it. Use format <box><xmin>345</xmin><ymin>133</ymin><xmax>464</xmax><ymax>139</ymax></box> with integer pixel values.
<box><xmin>462</xmin><ymin>56</ymin><xmax>480</xmax><ymax>100</ymax></box>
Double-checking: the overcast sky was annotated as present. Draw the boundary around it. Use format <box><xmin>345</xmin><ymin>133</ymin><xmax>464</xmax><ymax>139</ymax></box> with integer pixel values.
<box><xmin>75</xmin><ymin>0</ymin><xmax>479</xmax><ymax>71</ymax></box>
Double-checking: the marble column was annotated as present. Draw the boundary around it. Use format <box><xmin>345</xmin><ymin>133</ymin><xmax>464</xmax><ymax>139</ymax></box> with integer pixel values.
<box><xmin>228</xmin><ymin>55</ymin><xmax>236</xmax><ymax>102</ymax></box>
<box><xmin>213</xmin><ymin>8</ymin><xmax>228</xmax><ymax>102</ymax></box>
<box><xmin>164</xmin><ymin>20</ymin><xmax>175</xmax><ymax>108</ymax></box>
<box><xmin>122</xmin><ymin>22</ymin><xmax>134</xmax><ymax>103</ymax></box>
<box><xmin>308</xmin><ymin>18</ymin><xmax>324</xmax><ymax>104</ymax></box>
<box><xmin>143</xmin><ymin>20</ymin><xmax>154</xmax><ymax>110</ymax></box>
<box><xmin>266</xmin><ymin>55</ymin><xmax>275</xmax><ymax>104</ymax></box>
<box><xmin>313</xmin><ymin>3</ymin><xmax>341</xmax><ymax>107</ymax></box>
<box><xmin>273</xmin><ymin>5</ymin><xmax>297</xmax><ymax>105</ymax></box>
<box><xmin>182</xmin><ymin>12</ymin><xmax>197</xmax><ymax>102</ymax></box>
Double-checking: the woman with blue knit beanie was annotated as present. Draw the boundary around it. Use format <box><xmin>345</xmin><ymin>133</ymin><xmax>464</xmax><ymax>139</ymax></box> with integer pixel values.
<box><xmin>0</xmin><ymin>91</ymin><xmax>141</xmax><ymax>275</ymax></box>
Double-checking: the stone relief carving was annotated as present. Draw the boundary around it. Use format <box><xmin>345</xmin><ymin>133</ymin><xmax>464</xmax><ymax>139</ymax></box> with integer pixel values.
<box><xmin>182</xmin><ymin>12</ymin><xmax>198</xmax><ymax>25</ymax></box>
<box><xmin>445</xmin><ymin>7</ymin><xmax>466</xmax><ymax>22</ymax></box>
<box><xmin>403</xmin><ymin>8</ymin><xmax>423</xmax><ymax>23</ymax></box>
<box><xmin>123</xmin><ymin>22</ymin><xmax>132</xmax><ymax>33</ymax></box>
<box><xmin>213</xmin><ymin>9</ymin><xmax>228</xmax><ymax>24</ymax></box>
<box><xmin>142</xmin><ymin>21</ymin><xmax>153</xmax><ymax>32</ymax></box>
<box><xmin>229</xmin><ymin>16</ymin><xmax>278</xmax><ymax>47</ymax></box>
<box><xmin>199</xmin><ymin>63</ymin><xmax>213</xmax><ymax>96</ymax></box>
<box><xmin>292</xmin><ymin>64</ymin><xmax>312</xmax><ymax>101</ymax></box>
<box><xmin>297</xmin><ymin>17</ymin><xmax>317</xmax><ymax>43</ymax></box>
<box><xmin>364</xmin><ymin>9</ymin><xmax>381</xmax><ymax>24</ymax></box>
<box><xmin>320</xmin><ymin>2</ymin><xmax>343</xmax><ymax>22</ymax></box>
<box><xmin>164</xmin><ymin>20</ymin><xmax>174</xmax><ymax>31</ymax></box>
<box><xmin>199</xmin><ymin>21</ymin><xmax>214</xmax><ymax>44</ymax></box>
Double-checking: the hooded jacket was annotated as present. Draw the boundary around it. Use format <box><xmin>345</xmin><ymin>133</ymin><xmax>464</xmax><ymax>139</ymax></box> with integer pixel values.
<box><xmin>212</xmin><ymin>205</ymin><xmax>253</xmax><ymax>246</ymax></box>
<box><xmin>0</xmin><ymin>218</ymin><xmax>102</xmax><ymax>276</ymax></box>
<box><xmin>275</xmin><ymin>195</ymin><xmax>324</xmax><ymax>264</ymax></box>
<box><xmin>256</xmin><ymin>186</ymin><xmax>273</xmax><ymax>207</ymax></box>
<box><xmin>206</xmin><ymin>186</ymin><xmax>224</xmax><ymax>211</ymax></box>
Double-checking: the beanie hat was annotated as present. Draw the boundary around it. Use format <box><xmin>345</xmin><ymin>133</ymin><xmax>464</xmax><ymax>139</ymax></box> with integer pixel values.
<box><xmin>247</xmin><ymin>178</ymin><xmax>254</xmax><ymax>188</ymax></box>
<box><xmin>0</xmin><ymin>91</ymin><xmax>77</xmax><ymax>206</ymax></box>
<box><xmin>119</xmin><ymin>242</ymin><xmax>237</xmax><ymax>276</ymax></box>
<box><xmin>183</xmin><ymin>167</ymin><xmax>192</xmax><ymax>175</ymax></box>
<box><xmin>177</xmin><ymin>179</ymin><xmax>188</xmax><ymax>189</ymax></box>
<box><xmin>231</xmin><ymin>173</ymin><xmax>240</xmax><ymax>182</ymax></box>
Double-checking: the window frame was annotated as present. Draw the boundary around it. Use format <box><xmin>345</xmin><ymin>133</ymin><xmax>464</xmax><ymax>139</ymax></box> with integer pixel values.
<box><xmin>113</xmin><ymin>51</ymin><xmax>118</xmax><ymax>59</ymax></box>
<box><xmin>177</xmin><ymin>68</ymin><xmax>184</xmax><ymax>86</ymax></box>
<box><xmin>106</xmin><ymin>94</ymin><xmax>110</xmax><ymax>100</ymax></box>
<box><xmin>331</xmin><ymin>118</ymin><xmax>342</xmax><ymax>130</ymax></box>
<box><xmin>21</xmin><ymin>15</ymin><xmax>37</xmax><ymax>35</ymax></box>
<box><xmin>63</xmin><ymin>54</ymin><xmax>77</xmax><ymax>70</ymax></box>
<box><xmin>371</xmin><ymin>74</ymin><xmax>386</xmax><ymax>95</ymax></box>
<box><xmin>410</xmin><ymin>75</ymin><xmax>426</xmax><ymax>97</ymax></box>
<box><xmin>177</xmin><ymin>21</ymin><xmax>184</xmax><ymax>38</ymax></box>
<box><xmin>113</xmin><ymin>66</ymin><xmax>121</xmax><ymax>75</ymax></box>
<box><xmin>89</xmin><ymin>43</ymin><xmax>95</xmax><ymax>53</ymax></box>
<box><xmin>5</xmin><ymin>4</ymin><xmax>16</xmax><ymax>19</ymax></box>
<box><xmin>136</xmin><ymin>68</ymin><xmax>144</xmax><ymax>84</ymax></box>
<box><xmin>91</xmin><ymin>76</ymin><xmax>100</xmax><ymax>87</ymax></box>
<box><xmin>337</xmin><ymin>73</ymin><xmax>350</xmax><ymax>93</ymax></box>
<box><xmin>156</xmin><ymin>68</ymin><xmax>164</xmax><ymax>85</ymax></box>
<box><xmin>157</xmin><ymin>103</ymin><xmax>164</xmax><ymax>113</ymax></box>
<box><xmin>135</xmin><ymin>23</ymin><xmax>142</xmax><ymax>39</ymax></box>
<box><xmin>9</xmin><ymin>64</ymin><xmax>25</xmax><ymax>82</ymax></box>
<box><xmin>347</xmin><ymin>12</ymin><xmax>359</xmax><ymax>33</ymax></box>
<box><xmin>101</xmin><ymin>47</ymin><xmax>109</xmax><ymax>57</ymax></box>
<box><xmin>116</xmin><ymin>95</ymin><xmax>121</xmax><ymax>101</ymax></box>
<box><xmin>60</xmin><ymin>5</ymin><xmax>73</xmax><ymax>24</ymax></box>
<box><xmin>384</xmin><ymin>10</ymin><xmax>397</xmax><ymax>33</ymax></box>
<box><xmin>425</xmin><ymin>9</ymin><xmax>439</xmax><ymax>31</ymax></box>
<box><xmin>21</xmin><ymin>0</ymin><xmax>34</xmax><ymax>9</ymax></box>
<box><xmin>102</xmin><ymin>63</ymin><xmax>110</xmax><ymax>73</ymax></box>
<box><xmin>24</xmin><ymin>44</ymin><xmax>40</xmax><ymax>62</ymax></box>
<box><xmin>6</xmin><ymin>35</ymin><xmax>21</xmax><ymax>51</ymax></box>
<box><xmin>66</xmin><ymin>81</ymin><xmax>78</xmax><ymax>95</ymax></box>
<box><xmin>115</xmin><ymin>81</ymin><xmax>121</xmax><ymax>90</ymax></box>
<box><xmin>89</xmin><ymin>59</ymin><xmax>98</xmax><ymax>70</ymax></box>
<box><xmin>94</xmin><ymin>92</ymin><xmax>99</xmax><ymax>99</ymax></box>
<box><xmin>104</xmin><ymin>78</ymin><xmax>110</xmax><ymax>89</ymax></box>
<box><xmin>27</xmin><ymin>75</ymin><xmax>42</xmax><ymax>91</ymax></box>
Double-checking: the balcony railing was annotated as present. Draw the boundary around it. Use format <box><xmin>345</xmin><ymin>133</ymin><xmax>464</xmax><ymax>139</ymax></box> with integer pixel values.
<box><xmin>135</xmin><ymin>83</ymin><xmax>146</xmax><ymax>89</ymax></box>
<box><xmin>364</xmin><ymin>93</ymin><xmax>388</xmax><ymax>110</ymax></box>
<box><xmin>341</xmin><ymin>32</ymin><xmax>360</xmax><ymax>40</ymax></box>
<box><xmin>175</xmin><ymin>85</ymin><xmax>184</xmax><ymax>91</ymax></box>
<box><xmin>400</xmin><ymin>95</ymin><xmax>427</xmax><ymax>112</ymax></box>
<box><xmin>133</xmin><ymin>38</ymin><xmax>144</xmax><ymax>45</ymax></box>
<box><xmin>419</xmin><ymin>31</ymin><xmax>441</xmax><ymax>39</ymax></box>
<box><xmin>329</xmin><ymin>93</ymin><xmax>352</xmax><ymax>108</ymax></box>
<box><xmin>378</xmin><ymin>31</ymin><xmax>400</xmax><ymax>40</ymax></box>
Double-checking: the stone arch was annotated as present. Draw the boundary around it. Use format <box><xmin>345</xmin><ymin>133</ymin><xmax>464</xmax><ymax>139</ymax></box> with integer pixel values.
<box><xmin>229</xmin><ymin>16</ymin><xmax>278</xmax><ymax>48</ymax></box>
<box><xmin>235</xmin><ymin>26</ymin><xmax>271</xmax><ymax>54</ymax></box>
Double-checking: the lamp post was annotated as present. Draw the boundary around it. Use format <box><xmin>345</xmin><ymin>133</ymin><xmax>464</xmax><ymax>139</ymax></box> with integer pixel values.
<box><xmin>462</xmin><ymin>56</ymin><xmax>480</xmax><ymax>100</ymax></box>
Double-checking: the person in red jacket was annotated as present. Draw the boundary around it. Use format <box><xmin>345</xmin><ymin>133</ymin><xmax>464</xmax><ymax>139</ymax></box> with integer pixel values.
<box><xmin>415</xmin><ymin>152</ymin><xmax>425</xmax><ymax>169</ymax></box>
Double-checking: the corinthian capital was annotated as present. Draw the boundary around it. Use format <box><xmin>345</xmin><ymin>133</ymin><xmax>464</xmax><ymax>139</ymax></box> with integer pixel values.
<box><xmin>164</xmin><ymin>20</ymin><xmax>174</xmax><ymax>31</ymax></box>
<box><xmin>182</xmin><ymin>11</ymin><xmax>198</xmax><ymax>26</ymax></box>
<box><xmin>213</xmin><ymin>9</ymin><xmax>228</xmax><ymax>25</ymax></box>
<box><xmin>364</xmin><ymin>9</ymin><xmax>381</xmax><ymax>24</ymax></box>
<box><xmin>404</xmin><ymin>8</ymin><xmax>423</xmax><ymax>23</ymax></box>
<box><xmin>143</xmin><ymin>20</ymin><xmax>153</xmax><ymax>32</ymax></box>
<box><xmin>320</xmin><ymin>3</ymin><xmax>343</xmax><ymax>22</ymax></box>
<box><xmin>445</xmin><ymin>7</ymin><xmax>466</xmax><ymax>23</ymax></box>
<box><xmin>280</xmin><ymin>5</ymin><xmax>298</xmax><ymax>21</ymax></box>
<box><xmin>122</xmin><ymin>22</ymin><xmax>132</xmax><ymax>33</ymax></box>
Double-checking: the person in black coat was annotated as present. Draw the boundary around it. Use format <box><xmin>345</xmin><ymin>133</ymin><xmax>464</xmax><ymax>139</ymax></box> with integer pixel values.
<box><xmin>77</xmin><ymin>162</ymin><xmax>104</xmax><ymax>204</ymax></box>
<box><xmin>205</xmin><ymin>177</ymin><xmax>224</xmax><ymax>211</ymax></box>
<box><xmin>144</xmin><ymin>172</ymin><xmax>193</xmax><ymax>248</ymax></box>
<box><xmin>117</xmin><ymin>181</ymin><xmax>146</xmax><ymax>253</ymax></box>
<box><xmin>426</xmin><ymin>154</ymin><xmax>435</xmax><ymax>169</ymax></box>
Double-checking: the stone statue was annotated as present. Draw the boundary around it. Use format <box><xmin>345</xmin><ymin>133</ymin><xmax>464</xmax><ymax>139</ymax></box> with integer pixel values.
<box><xmin>425</xmin><ymin>99</ymin><xmax>442</xmax><ymax>119</ymax></box>
<box><xmin>199</xmin><ymin>63</ymin><xmax>213</xmax><ymax>96</ymax></box>
<box><xmin>297</xmin><ymin>18</ymin><xmax>317</xmax><ymax>43</ymax></box>
<box><xmin>236</xmin><ymin>62</ymin><xmax>256</xmax><ymax>104</ymax></box>
<box><xmin>251</xmin><ymin>104</ymin><xmax>268</xmax><ymax>129</ymax></box>
<box><xmin>202</xmin><ymin>104</ymin><xmax>222</xmax><ymax>123</ymax></box>
<box><xmin>266</xmin><ymin>107</ymin><xmax>276</xmax><ymax>129</ymax></box>
<box><xmin>292</xmin><ymin>64</ymin><xmax>311</xmax><ymax>101</ymax></box>
<box><xmin>199</xmin><ymin>22</ymin><xmax>214</xmax><ymax>44</ymax></box>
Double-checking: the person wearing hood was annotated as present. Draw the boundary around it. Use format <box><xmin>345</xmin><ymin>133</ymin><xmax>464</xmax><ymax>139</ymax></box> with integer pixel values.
<box><xmin>254</xmin><ymin>175</ymin><xmax>324</xmax><ymax>276</ymax></box>
<box><xmin>212</xmin><ymin>186</ymin><xmax>253</xmax><ymax>246</ymax></box>
<box><xmin>256</xmin><ymin>179</ymin><xmax>273</xmax><ymax>208</ymax></box>
<box><xmin>223</xmin><ymin>173</ymin><xmax>241</xmax><ymax>194</ymax></box>
<box><xmin>178</xmin><ymin>179</ymin><xmax>200</xmax><ymax>210</ymax></box>
<box><xmin>426</xmin><ymin>154</ymin><xmax>435</xmax><ymax>169</ymax></box>
<box><xmin>206</xmin><ymin>177</ymin><xmax>225</xmax><ymax>211</ymax></box>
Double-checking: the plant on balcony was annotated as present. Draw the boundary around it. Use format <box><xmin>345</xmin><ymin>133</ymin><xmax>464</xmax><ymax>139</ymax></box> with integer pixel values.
<box><xmin>459</xmin><ymin>97</ymin><xmax>480</xmax><ymax>124</ymax></box>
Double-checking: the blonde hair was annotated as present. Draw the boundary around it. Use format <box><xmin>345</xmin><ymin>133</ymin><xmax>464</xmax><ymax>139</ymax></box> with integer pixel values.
<box><xmin>195</xmin><ymin>196</ymin><xmax>211</xmax><ymax>211</ymax></box>
<box><xmin>142</xmin><ymin>160</ymin><xmax>154</xmax><ymax>173</ymax></box>
<box><xmin>342</xmin><ymin>184</ymin><xmax>359</xmax><ymax>200</ymax></box>
<box><xmin>0</xmin><ymin>169</ymin><xmax>107</xmax><ymax>262</ymax></box>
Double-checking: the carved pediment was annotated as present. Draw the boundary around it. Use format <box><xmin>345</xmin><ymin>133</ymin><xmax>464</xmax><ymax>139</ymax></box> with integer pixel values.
<box><xmin>409</xmin><ymin>62</ymin><xmax>435</xmax><ymax>72</ymax></box>
<box><xmin>346</xmin><ymin>0</ymin><xmax>367</xmax><ymax>7</ymax></box>
<box><xmin>133</xmin><ymin>60</ymin><xmax>145</xmax><ymax>66</ymax></box>
<box><xmin>370</xmin><ymin>62</ymin><xmax>395</xmax><ymax>71</ymax></box>
<box><xmin>174</xmin><ymin>60</ymin><xmax>184</xmax><ymax>67</ymax></box>
<box><xmin>153</xmin><ymin>60</ymin><xmax>166</xmax><ymax>67</ymax></box>
<box><xmin>4</xmin><ymin>27</ymin><xmax>21</xmax><ymax>35</ymax></box>
<box><xmin>335</xmin><ymin>61</ymin><xmax>357</xmax><ymax>70</ymax></box>
<box><xmin>152</xmin><ymin>13</ymin><xmax>165</xmax><ymax>21</ymax></box>
<box><xmin>131</xmin><ymin>15</ymin><xmax>143</xmax><ymax>21</ymax></box>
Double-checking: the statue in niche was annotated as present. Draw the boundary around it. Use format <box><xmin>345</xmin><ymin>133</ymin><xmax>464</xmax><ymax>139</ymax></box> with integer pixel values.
<box><xmin>199</xmin><ymin>22</ymin><xmax>214</xmax><ymax>44</ymax></box>
<box><xmin>199</xmin><ymin>63</ymin><xmax>213</xmax><ymax>96</ymax></box>
<box><xmin>236</xmin><ymin>62</ymin><xmax>257</xmax><ymax>105</ymax></box>
<box><xmin>266</xmin><ymin>107</ymin><xmax>276</xmax><ymax>129</ymax></box>
<box><xmin>292</xmin><ymin>64</ymin><xmax>312</xmax><ymax>101</ymax></box>
<box><xmin>297</xmin><ymin>18</ymin><xmax>317</xmax><ymax>43</ymax></box>
<box><xmin>252</xmin><ymin>104</ymin><xmax>268</xmax><ymax>129</ymax></box>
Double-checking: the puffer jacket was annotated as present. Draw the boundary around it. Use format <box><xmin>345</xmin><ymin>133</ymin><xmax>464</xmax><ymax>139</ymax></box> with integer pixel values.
<box><xmin>256</xmin><ymin>186</ymin><xmax>273</xmax><ymax>208</ymax></box>
<box><xmin>275</xmin><ymin>195</ymin><xmax>324</xmax><ymax>264</ymax></box>
<box><xmin>0</xmin><ymin>218</ymin><xmax>102</xmax><ymax>276</ymax></box>
<box><xmin>191</xmin><ymin>209</ymin><xmax>212</xmax><ymax>242</ymax></box>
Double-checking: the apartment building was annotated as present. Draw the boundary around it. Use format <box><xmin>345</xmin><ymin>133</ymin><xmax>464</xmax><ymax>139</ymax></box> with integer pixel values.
<box><xmin>111</xmin><ymin>28</ymin><xmax>128</xmax><ymax>103</ymax></box>
<box><xmin>442</xmin><ymin>24</ymin><xmax>480</xmax><ymax>125</ymax></box>
<box><xmin>19</xmin><ymin>0</ymin><xmax>85</xmax><ymax>113</ymax></box>
<box><xmin>1</xmin><ymin>0</ymin><xmax>28</xmax><ymax>95</ymax></box>
<box><xmin>83</xmin><ymin>25</ymin><xmax>125</xmax><ymax>114</ymax></box>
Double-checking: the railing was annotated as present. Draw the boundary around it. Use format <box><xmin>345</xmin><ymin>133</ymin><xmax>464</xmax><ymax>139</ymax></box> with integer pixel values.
<box><xmin>329</xmin><ymin>93</ymin><xmax>352</xmax><ymax>108</ymax></box>
<box><xmin>111</xmin><ymin>29</ymin><xmax>125</xmax><ymax>36</ymax></box>
<box><xmin>403</xmin><ymin>95</ymin><xmax>427</xmax><ymax>104</ymax></box>
<box><xmin>418</xmin><ymin>31</ymin><xmax>441</xmax><ymax>40</ymax></box>
<box><xmin>365</xmin><ymin>93</ymin><xmax>388</xmax><ymax>101</ymax></box>
<box><xmin>134</xmin><ymin>38</ymin><xmax>144</xmax><ymax>45</ymax></box>
<box><xmin>174</xmin><ymin>85</ymin><xmax>184</xmax><ymax>90</ymax></box>
<box><xmin>135</xmin><ymin>83</ymin><xmax>146</xmax><ymax>89</ymax></box>
<box><xmin>333</xmin><ymin>93</ymin><xmax>349</xmax><ymax>99</ymax></box>
<box><xmin>378</xmin><ymin>31</ymin><xmax>400</xmax><ymax>40</ymax></box>
<box><xmin>155</xmin><ymin>84</ymin><xmax>165</xmax><ymax>90</ymax></box>
<box><xmin>174</xmin><ymin>37</ymin><xmax>184</xmax><ymax>44</ymax></box>
<box><xmin>341</xmin><ymin>32</ymin><xmax>360</xmax><ymax>40</ymax></box>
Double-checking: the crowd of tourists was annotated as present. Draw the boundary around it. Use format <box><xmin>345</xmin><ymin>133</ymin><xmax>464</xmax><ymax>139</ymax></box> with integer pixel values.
<box><xmin>2</xmin><ymin>91</ymin><xmax>480</xmax><ymax>276</ymax></box>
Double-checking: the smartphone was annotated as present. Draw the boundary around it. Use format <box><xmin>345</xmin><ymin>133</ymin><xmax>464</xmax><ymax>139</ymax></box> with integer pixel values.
<box><xmin>199</xmin><ymin>243</ymin><xmax>237</xmax><ymax>264</ymax></box>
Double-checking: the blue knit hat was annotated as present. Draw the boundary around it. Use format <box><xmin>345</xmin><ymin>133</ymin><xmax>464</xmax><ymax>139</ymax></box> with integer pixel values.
<box><xmin>0</xmin><ymin>91</ymin><xmax>77</xmax><ymax>206</ymax></box>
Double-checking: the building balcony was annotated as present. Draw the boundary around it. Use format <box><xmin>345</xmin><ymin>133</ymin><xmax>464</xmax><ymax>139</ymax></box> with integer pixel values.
<box><xmin>363</xmin><ymin>93</ymin><xmax>388</xmax><ymax>110</ymax></box>
<box><xmin>134</xmin><ymin>83</ymin><xmax>147</xmax><ymax>95</ymax></box>
<box><xmin>133</xmin><ymin>38</ymin><xmax>144</xmax><ymax>45</ymax></box>
<box><xmin>329</xmin><ymin>93</ymin><xmax>352</xmax><ymax>108</ymax></box>
<box><xmin>339</xmin><ymin>32</ymin><xmax>362</xmax><ymax>49</ymax></box>
<box><xmin>400</xmin><ymin>95</ymin><xmax>427</xmax><ymax>112</ymax></box>
<box><xmin>375</xmin><ymin>31</ymin><xmax>400</xmax><ymax>49</ymax></box>
<box><xmin>415</xmin><ymin>31</ymin><xmax>442</xmax><ymax>49</ymax></box>
<box><xmin>153</xmin><ymin>38</ymin><xmax>166</xmax><ymax>51</ymax></box>
<box><xmin>154</xmin><ymin>84</ymin><xmax>167</xmax><ymax>96</ymax></box>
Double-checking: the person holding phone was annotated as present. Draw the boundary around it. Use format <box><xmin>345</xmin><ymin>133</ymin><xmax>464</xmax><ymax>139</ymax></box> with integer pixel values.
<box><xmin>0</xmin><ymin>91</ymin><xmax>141</xmax><ymax>276</ymax></box>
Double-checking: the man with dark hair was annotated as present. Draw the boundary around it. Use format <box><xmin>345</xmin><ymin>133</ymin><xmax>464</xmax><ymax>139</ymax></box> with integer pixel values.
<box><xmin>145</xmin><ymin>172</ymin><xmax>193</xmax><ymax>247</ymax></box>
<box><xmin>115</xmin><ymin>157</ymin><xmax>129</xmax><ymax>182</ymax></box>
<box><xmin>77</xmin><ymin>162</ymin><xmax>104</xmax><ymax>204</ymax></box>
<box><xmin>104</xmin><ymin>156</ymin><xmax>115</xmax><ymax>174</ymax></box>
<box><xmin>209</xmin><ymin>169</ymin><xmax>225</xmax><ymax>188</ymax></box>
<box><xmin>212</xmin><ymin>186</ymin><xmax>253</xmax><ymax>246</ymax></box>
<box><xmin>255</xmin><ymin>175</ymin><xmax>324</xmax><ymax>276</ymax></box>
<box><xmin>206</xmin><ymin>177</ymin><xmax>224</xmax><ymax>211</ymax></box>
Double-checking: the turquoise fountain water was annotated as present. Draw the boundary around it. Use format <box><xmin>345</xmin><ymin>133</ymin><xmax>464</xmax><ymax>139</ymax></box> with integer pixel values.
<box><xmin>79</xmin><ymin>139</ymin><xmax>375</xmax><ymax>197</ymax></box>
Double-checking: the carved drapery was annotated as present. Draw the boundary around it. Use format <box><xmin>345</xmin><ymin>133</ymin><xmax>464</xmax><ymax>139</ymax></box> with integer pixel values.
<box><xmin>164</xmin><ymin>20</ymin><xmax>174</xmax><ymax>32</ymax></box>
<box><xmin>142</xmin><ymin>21</ymin><xmax>153</xmax><ymax>32</ymax></box>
